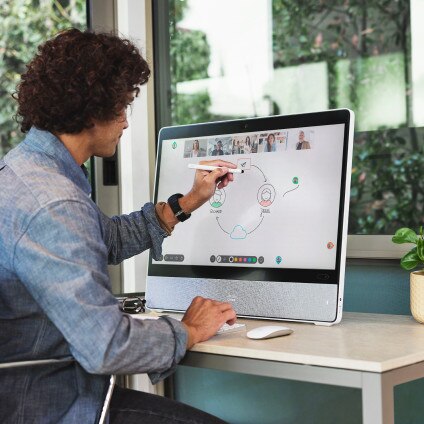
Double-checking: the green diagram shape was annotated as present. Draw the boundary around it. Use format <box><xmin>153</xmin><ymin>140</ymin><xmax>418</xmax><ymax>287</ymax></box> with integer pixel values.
<box><xmin>211</xmin><ymin>201</ymin><xmax>223</xmax><ymax>208</ymax></box>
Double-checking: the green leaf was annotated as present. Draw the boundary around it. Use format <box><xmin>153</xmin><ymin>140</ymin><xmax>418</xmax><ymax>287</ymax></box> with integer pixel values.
<box><xmin>392</xmin><ymin>228</ymin><xmax>418</xmax><ymax>244</ymax></box>
<box><xmin>400</xmin><ymin>250</ymin><xmax>420</xmax><ymax>270</ymax></box>
<box><xmin>417</xmin><ymin>238</ymin><xmax>424</xmax><ymax>262</ymax></box>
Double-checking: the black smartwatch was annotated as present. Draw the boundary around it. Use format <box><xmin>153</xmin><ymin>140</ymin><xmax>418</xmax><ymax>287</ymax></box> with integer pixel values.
<box><xmin>167</xmin><ymin>193</ymin><xmax>191</xmax><ymax>222</ymax></box>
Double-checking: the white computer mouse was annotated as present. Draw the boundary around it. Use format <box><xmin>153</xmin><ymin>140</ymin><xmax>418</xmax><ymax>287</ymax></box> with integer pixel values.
<box><xmin>246</xmin><ymin>325</ymin><xmax>293</xmax><ymax>340</ymax></box>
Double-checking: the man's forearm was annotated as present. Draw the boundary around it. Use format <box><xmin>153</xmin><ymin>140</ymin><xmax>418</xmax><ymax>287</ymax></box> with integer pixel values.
<box><xmin>99</xmin><ymin>202</ymin><xmax>168</xmax><ymax>265</ymax></box>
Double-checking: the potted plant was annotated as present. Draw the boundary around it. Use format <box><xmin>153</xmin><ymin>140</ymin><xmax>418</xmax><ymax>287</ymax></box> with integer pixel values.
<box><xmin>392</xmin><ymin>227</ymin><xmax>424</xmax><ymax>323</ymax></box>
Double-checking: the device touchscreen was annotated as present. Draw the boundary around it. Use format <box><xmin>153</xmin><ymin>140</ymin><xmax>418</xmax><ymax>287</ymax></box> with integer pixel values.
<box><xmin>153</xmin><ymin>123</ymin><xmax>345</xmax><ymax>271</ymax></box>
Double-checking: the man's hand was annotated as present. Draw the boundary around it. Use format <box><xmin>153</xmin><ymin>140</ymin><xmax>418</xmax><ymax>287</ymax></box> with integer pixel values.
<box><xmin>179</xmin><ymin>159</ymin><xmax>237</xmax><ymax>213</ymax></box>
<box><xmin>181</xmin><ymin>296</ymin><xmax>237</xmax><ymax>349</ymax></box>
<box><xmin>159</xmin><ymin>159</ymin><xmax>238</xmax><ymax>228</ymax></box>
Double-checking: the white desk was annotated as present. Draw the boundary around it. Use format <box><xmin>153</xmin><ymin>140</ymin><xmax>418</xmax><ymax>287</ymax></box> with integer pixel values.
<box><xmin>179</xmin><ymin>312</ymin><xmax>424</xmax><ymax>424</ymax></box>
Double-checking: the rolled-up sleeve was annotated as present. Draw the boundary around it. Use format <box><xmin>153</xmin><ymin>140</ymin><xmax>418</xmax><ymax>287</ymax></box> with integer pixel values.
<box><xmin>13</xmin><ymin>199</ymin><xmax>187</xmax><ymax>380</ymax></box>
<box><xmin>98</xmin><ymin>202</ymin><xmax>168</xmax><ymax>265</ymax></box>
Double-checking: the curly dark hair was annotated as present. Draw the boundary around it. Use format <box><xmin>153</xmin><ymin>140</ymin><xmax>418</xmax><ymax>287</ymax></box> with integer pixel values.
<box><xmin>14</xmin><ymin>28</ymin><xmax>150</xmax><ymax>134</ymax></box>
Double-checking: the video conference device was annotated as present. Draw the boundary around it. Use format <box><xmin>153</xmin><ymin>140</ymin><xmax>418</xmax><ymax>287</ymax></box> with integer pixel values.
<box><xmin>146</xmin><ymin>109</ymin><xmax>354</xmax><ymax>325</ymax></box>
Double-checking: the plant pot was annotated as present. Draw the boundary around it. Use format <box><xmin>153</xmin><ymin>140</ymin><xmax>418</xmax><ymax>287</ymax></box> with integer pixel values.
<box><xmin>410</xmin><ymin>271</ymin><xmax>424</xmax><ymax>323</ymax></box>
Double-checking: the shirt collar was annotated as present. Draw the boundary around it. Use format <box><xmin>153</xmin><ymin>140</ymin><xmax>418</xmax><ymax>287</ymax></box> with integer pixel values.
<box><xmin>24</xmin><ymin>127</ymin><xmax>92</xmax><ymax>196</ymax></box>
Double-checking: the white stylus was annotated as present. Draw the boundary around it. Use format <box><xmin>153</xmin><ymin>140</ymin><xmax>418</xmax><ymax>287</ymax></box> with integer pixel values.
<box><xmin>188</xmin><ymin>164</ymin><xmax>244</xmax><ymax>174</ymax></box>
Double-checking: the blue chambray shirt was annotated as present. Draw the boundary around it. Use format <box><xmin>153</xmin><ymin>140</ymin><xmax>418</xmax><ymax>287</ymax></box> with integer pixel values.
<box><xmin>0</xmin><ymin>128</ymin><xmax>188</xmax><ymax>423</ymax></box>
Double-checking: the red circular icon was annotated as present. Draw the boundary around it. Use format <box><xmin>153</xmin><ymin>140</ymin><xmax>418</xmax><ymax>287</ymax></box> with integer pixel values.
<box><xmin>327</xmin><ymin>242</ymin><xmax>334</xmax><ymax>249</ymax></box>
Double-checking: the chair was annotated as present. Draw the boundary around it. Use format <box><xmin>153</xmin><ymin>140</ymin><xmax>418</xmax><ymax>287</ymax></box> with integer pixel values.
<box><xmin>0</xmin><ymin>359</ymin><xmax>115</xmax><ymax>424</ymax></box>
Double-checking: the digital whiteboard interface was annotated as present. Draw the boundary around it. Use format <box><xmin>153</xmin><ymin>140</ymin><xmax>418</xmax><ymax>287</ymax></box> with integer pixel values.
<box><xmin>153</xmin><ymin>122</ymin><xmax>346</xmax><ymax>271</ymax></box>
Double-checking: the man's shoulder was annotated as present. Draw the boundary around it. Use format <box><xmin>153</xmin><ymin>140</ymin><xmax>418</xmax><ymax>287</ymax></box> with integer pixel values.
<box><xmin>3</xmin><ymin>148</ymin><xmax>89</xmax><ymax>210</ymax></box>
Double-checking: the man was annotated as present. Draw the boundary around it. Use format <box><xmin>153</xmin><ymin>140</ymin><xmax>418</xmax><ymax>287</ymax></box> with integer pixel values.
<box><xmin>211</xmin><ymin>140</ymin><xmax>224</xmax><ymax>156</ymax></box>
<box><xmin>0</xmin><ymin>29</ymin><xmax>237</xmax><ymax>423</ymax></box>
<box><xmin>296</xmin><ymin>130</ymin><xmax>311</xmax><ymax>150</ymax></box>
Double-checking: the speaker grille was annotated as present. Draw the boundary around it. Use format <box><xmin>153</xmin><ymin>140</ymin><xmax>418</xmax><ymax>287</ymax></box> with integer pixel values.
<box><xmin>146</xmin><ymin>277</ymin><xmax>338</xmax><ymax>322</ymax></box>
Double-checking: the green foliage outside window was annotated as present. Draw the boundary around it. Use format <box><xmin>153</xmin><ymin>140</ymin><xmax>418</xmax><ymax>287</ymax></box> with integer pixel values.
<box><xmin>169</xmin><ymin>0</ymin><xmax>216</xmax><ymax>125</ymax></box>
<box><xmin>172</xmin><ymin>28</ymin><xmax>210</xmax><ymax>84</ymax></box>
<box><xmin>170</xmin><ymin>25</ymin><xmax>214</xmax><ymax>125</ymax></box>
<box><xmin>271</xmin><ymin>0</ymin><xmax>424</xmax><ymax>234</ymax></box>
<box><xmin>0</xmin><ymin>0</ymin><xmax>86</xmax><ymax>157</ymax></box>
<box><xmin>172</xmin><ymin>92</ymin><xmax>212</xmax><ymax>126</ymax></box>
<box><xmin>350</xmin><ymin>128</ymin><xmax>424</xmax><ymax>234</ymax></box>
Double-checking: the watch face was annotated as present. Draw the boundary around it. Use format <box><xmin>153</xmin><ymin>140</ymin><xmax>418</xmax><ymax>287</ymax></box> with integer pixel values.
<box><xmin>177</xmin><ymin>210</ymin><xmax>190</xmax><ymax>222</ymax></box>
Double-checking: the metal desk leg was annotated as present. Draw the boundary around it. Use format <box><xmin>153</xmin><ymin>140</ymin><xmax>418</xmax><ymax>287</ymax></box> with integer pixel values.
<box><xmin>362</xmin><ymin>372</ymin><xmax>394</xmax><ymax>424</ymax></box>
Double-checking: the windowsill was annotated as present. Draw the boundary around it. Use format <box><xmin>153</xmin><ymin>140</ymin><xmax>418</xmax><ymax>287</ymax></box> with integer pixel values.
<box><xmin>347</xmin><ymin>235</ymin><xmax>410</xmax><ymax>259</ymax></box>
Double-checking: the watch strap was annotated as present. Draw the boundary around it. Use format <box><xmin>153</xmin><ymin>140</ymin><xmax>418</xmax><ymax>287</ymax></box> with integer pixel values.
<box><xmin>167</xmin><ymin>193</ymin><xmax>191</xmax><ymax>222</ymax></box>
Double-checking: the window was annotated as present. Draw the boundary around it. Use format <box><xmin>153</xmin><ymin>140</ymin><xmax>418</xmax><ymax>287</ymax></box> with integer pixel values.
<box><xmin>0</xmin><ymin>0</ymin><xmax>87</xmax><ymax>157</ymax></box>
<box><xmin>154</xmin><ymin>0</ymin><xmax>424</xmax><ymax>257</ymax></box>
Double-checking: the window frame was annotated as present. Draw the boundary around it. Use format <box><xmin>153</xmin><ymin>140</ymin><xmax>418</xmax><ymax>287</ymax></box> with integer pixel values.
<box><xmin>90</xmin><ymin>0</ymin><xmax>157</xmax><ymax>292</ymax></box>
